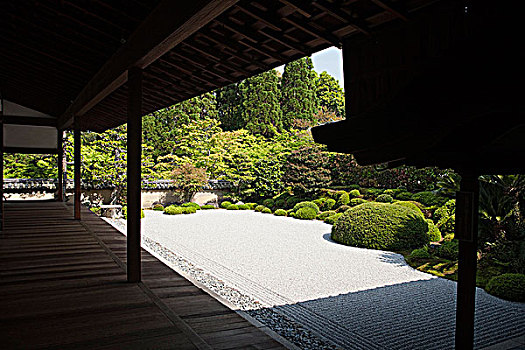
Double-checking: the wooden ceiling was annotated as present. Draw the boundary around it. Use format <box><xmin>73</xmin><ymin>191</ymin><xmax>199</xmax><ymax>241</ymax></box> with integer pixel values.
<box><xmin>2</xmin><ymin>0</ymin><xmax>442</xmax><ymax>132</ymax></box>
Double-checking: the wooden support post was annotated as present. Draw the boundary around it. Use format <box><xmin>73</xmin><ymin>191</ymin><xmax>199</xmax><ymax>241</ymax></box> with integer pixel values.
<box><xmin>57</xmin><ymin>130</ymin><xmax>64</xmax><ymax>202</ymax></box>
<box><xmin>127</xmin><ymin>67</ymin><xmax>143</xmax><ymax>283</ymax></box>
<box><xmin>74</xmin><ymin>118</ymin><xmax>81</xmax><ymax>220</ymax></box>
<box><xmin>454</xmin><ymin>173</ymin><xmax>479</xmax><ymax>350</ymax></box>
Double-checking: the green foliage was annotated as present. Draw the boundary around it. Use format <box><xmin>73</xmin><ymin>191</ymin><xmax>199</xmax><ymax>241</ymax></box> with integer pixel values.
<box><xmin>335</xmin><ymin>191</ymin><xmax>350</xmax><ymax>207</ymax></box>
<box><xmin>293</xmin><ymin>201</ymin><xmax>320</xmax><ymax>214</ymax></box>
<box><xmin>220</xmin><ymin>201</ymin><xmax>232</xmax><ymax>209</ymax></box>
<box><xmin>200</xmin><ymin>205</ymin><xmax>215</xmax><ymax>210</ymax></box>
<box><xmin>216</xmin><ymin>83</ymin><xmax>243</xmax><ymax>131</ymax></box>
<box><xmin>281</xmin><ymin>57</ymin><xmax>317</xmax><ymax>129</ymax></box>
<box><xmin>153</xmin><ymin>204</ymin><xmax>164</xmax><ymax>211</ymax></box>
<box><xmin>164</xmin><ymin>206</ymin><xmax>183</xmax><ymax>215</ymax></box>
<box><xmin>182</xmin><ymin>206</ymin><xmax>197</xmax><ymax>214</ymax></box>
<box><xmin>350</xmin><ymin>198</ymin><xmax>367</xmax><ymax>207</ymax></box>
<box><xmin>324</xmin><ymin>213</ymin><xmax>343</xmax><ymax>225</ymax></box>
<box><xmin>409</xmin><ymin>246</ymin><xmax>432</xmax><ymax>259</ymax></box>
<box><xmin>376</xmin><ymin>194</ymin><xmax>394</xmax><ymax>203</ymax></box>
<box><xmin>412</xmin><ymin>191</ymin><xmax>448</xmax><ymax>207</ymax></box>
<box><xmin>262</xmin><ymin>207</ymin><xmax>272</xmax><ymax>214</ymax></box>
<box><xmin>262</xmin><ymin>199</ymin><xmax>275</xmax><ymax>209</ymax></box>
<box><xmin>437</xmin><ymin>214</ymin><xmax>456</xmax><ymax>237</ymax></box>
<box><xmin>274</xmin><ymin>209</ymin><xmax>287</xmax><ymax>216</ymax></box>
<box><xmin>393</xmin><ymin>201</ymin><xmax>424</xmax><ymax>217</ymax></box>
<box><xmin>336</xmin><ymin>205</ymin><xmax>351</xmax><ymax>213</ymax></box>
<box><xmin>246</xmin><ymin>203</ymin><xmax>258</xmax><ymax>210</ymax></box>
<box><xmin>227</xmin><ymin>204</ymin><xmax>239</xmax><ymax>210</ymax></box>
<box><xmin>285</xmin><ymin>196</ymin><xmax>302</xmax><ymax>209</ymax></box>
<box><xmin>316</xmin><ymin>71</ymin><xmax>345</xmax><ymax>119</ymax></box>
<box><xmin>90</xmin><ymin>207</ymin><xmax>101</xmax><ymax>214</ymax></box>
<box><xmin>317</xmin><ymin>211</ymin><xmax>336</xmax><ymax>220</ymax></box>
<box><xmin>171</xmin><ymin>163</ymin><xmax>208</xmax><ymax>202</ymax></box>
<box><xmin>241</xmin><ymin>70</ymin><xmax>283</xmax><ymax>137</ymax></box>
<box><xmin>331</xmin><ymin>202</ymin><xmax>430</xmax><ymax>250</ymax></box>
<box><xmin>255</xmin><ymin>205</ymin><xmax>266</xmax><ymax>212</ymax></box>
<box><xmin>395</xmin><ymin>191</ymin><xmax>413</xmax><ymax>201</ymax></box>
<box><xmin>182</xmin><ymin>202</ymin><xmax>200</xmax><ymax>209</ymax></box>
<box><xmin>295</xmin><ymin>207</ymin><xmax>317</xmax><ymax>220</ymax></box>
<box><xmin>485</xmin><ymin>274</ymin><xmax>525</xmax><ymax>302</ymax></box>
<box><xmin>436</xmin><ymin>240</ymin><xmax>459</xmax><ymax>260</ymax></box>
<box><xmin>426</xmin><ymin>219</ymin><xmax>442</xmax><ymax>242</ymax></box>
<box><xmin>237</xmin><ymin>204</ymin><xmax>250</xmax><ymax>210</ymax></box>
<box><xmin>349</xmin><ymin>189</ymin><xmax>361</xmax><ymax>198</ymax></box>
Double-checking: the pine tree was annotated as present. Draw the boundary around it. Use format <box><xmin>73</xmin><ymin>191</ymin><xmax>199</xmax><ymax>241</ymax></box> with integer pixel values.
<box><xmin>216</xmin><ymin>83</ymin><xmax>243</xmax><ymax>131</ymax></box>
<box><xmin>281</xmin><ymin>57</ymin><xmax>317</xmax><ymax>129</ymax></box>
<box><xmin>240</xmin><ymin>70</ymin><xmax>283</xmax><ymax>138</ymax></box>
<box><xmin>316</xmin><ymin>71</ymin><xmax>345</xmax><ymax>119</ymax></box>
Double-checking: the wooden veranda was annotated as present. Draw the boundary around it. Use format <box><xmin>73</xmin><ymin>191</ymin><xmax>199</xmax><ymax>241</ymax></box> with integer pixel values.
<box><xmin>0</xmin><ymin>201</ymin><xmax>285</xmax><ymax>349</ymax></box>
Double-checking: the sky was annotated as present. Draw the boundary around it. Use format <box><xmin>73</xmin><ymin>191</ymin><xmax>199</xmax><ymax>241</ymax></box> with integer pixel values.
<box><xmin>275</xmin><ymin>46</ymin><xmax>344</xmax><ymax>89</ymax></box>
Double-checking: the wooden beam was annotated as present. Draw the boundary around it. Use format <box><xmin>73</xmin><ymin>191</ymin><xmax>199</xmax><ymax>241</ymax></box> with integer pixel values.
<box><xmin>58</xmin><ymin>0</ymin><xmax>238</xmax><ymax>129</ymax></box>
<box><xmin>454</xmin><ymin>173</ymin><xmax>479</xmax><ymax>350</ymax></box>
<box><xmin>127</xmin><ymin>67</ymin><xmax>143</xmax><ymax>283</ymax></box>
<box><xmin>0</xmin><ymin>108</ymin><xmax>4</xmax><ymax>231</ymax></box>
<box><xmin>312</xmin><ymin>0</ymin><xmax>371</xmax><ymax>35</ymax></box>
<box><xmin>74</xmin><ymin>118</ymin><xmax>81</xmax><ymax>220</ymax></box>
<box><xmin>369</xmin><ymin>0</ymin><xmax>408</xmax><ymax>21</ymax></box>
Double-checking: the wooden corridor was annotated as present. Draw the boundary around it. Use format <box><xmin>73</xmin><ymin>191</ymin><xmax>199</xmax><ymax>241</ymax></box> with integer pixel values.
<box><xmin>0</xmin><ymin>201</ymin><xmax>285</xmax><ymax>350</ymax></box>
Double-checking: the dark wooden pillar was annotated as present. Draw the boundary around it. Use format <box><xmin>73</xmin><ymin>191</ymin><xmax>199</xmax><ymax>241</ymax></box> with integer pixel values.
<box><xmin>127</xmin><ymin>67</ymin><xmax>143</xmax><ymax>283</ymax></box>
<box><xmin>74</xmin><ymin>118</ymin><xmax>81</xmax><ymax>220</ymax></box>
<box><xmin>454</xmin><ymin>173</ymin><xmax>479</xmax><ymax>350</ymax></box>
<box><xmin>57</xmin><ymin>130</ymin><xmax>64</xmax><ymax>202</ymax></box>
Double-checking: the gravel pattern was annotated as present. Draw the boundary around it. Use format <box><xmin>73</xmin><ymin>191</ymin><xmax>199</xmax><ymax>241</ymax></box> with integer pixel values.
<box><xmin>108</xmin><ymin>210</ymin><xmax>525</xmax><ymax>350</ymax></box>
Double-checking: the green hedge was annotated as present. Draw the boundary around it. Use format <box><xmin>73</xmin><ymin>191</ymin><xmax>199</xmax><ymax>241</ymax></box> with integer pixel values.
<box><xmin>335</xmin><ymin>191</ymin><xmax>350</xmax><ymax>207</ymax></box>
<box><xmin>164</xmin><ymin>206</ymin><xmax>183</xmax><ymax>215</ymax></box>
<box><xmin>292</xmin><ymin>201</ymin><xmax>320</xmax><ymax>214</ymax></box>
<box><xmin>262</xmin><ymin>207</ymin><xmax>272</xmax><ymax>214</ymax></box>
<box><xmin>393</xmin><ymin>201</ymin><xmax>424</xmax><ymax>217</ymax></box>
<box><xmin>376</xmin><ymin>194</ymin><xmax>393</xmax><ymax>203</ymax></box>
<box><xmin>200</xmin><ymin>204</ymin><xmax>215</xmax><ymax>210</ymax></box>
<box><xmin>426</xmin><ymin>219</ymin><xmax>442</xmax><ymax>242</ymax></box>
<box><xmin>153</xmin><ymin>204</ymin><xmax>164</xmax><ymax>211</ymax></box>
<box><xmin>409</xmin><ymin>246</ymin><xmax>431</xmax><ymax>259</ymax></box>
<box><xmin>227</xmin><ymin>204</ymin><xmax>239</xmax><ymax>210</ymax></box>
<box><xmin>182</xmin><ymin>202</ymin><xmax>200</xmax><ymax>209</ymax></box>
<box><xmin>435</xmin><ymin>239</ymin><xmax>458</xmax><ymax>260</ymax></box>
<box><xmin>220</xmin><ymin>201</ymin><xmax>232</xmax><ymax>209</ymax></box>
<box><xmin>246</xmin><ymin>203</ymin><xmax>258</xmax><ymax>210</ymax></box>
<box><xmin>254</xmin><ymin>205</ymin><xmax>265</xmax><ymax>212</ymax></box>
<box><xmin>336</xmin><ymin>205</ymin><xmax>351</xmax><ymax>213</ymax></box>
<box><xmin>295</xmin><ymin>207</ymin><xmax>317</xmax><ymax>220</ymax></box>
<box><xmin>324</xmin><ymin>213</ymin><xmax>342</xmax><ymax>225</ymax></box>
<box><xmin>262</xmin><ymin>198</ymin><xmax>274</xmax><ymax>208</ymax></box>
<box><xmin>331</xmin><ymin>202</ymin><xmax>429</xmax><ymax>250</ymax></box>
<box><xmin>182</xmin><ymin>206</ymin><xmax>197</xmax><ymax>214</ymax></box>
<box><xmin>485</xmin><ymin>274</ymin><xmax>525</xmax><ymax>302</ymax></box>
<box><xmin>412</xmin><ymin>191</ymin><xmax>448</xmax><ymax>207</ymax></box>
<box><xmin>274</xmin><ymin>209</ymin><xmax>287</xmax><ymax>216</ymax></box>
<box><xmin>350</xmin><ymin>198</ymin><xmax>367</xmax><ymax>207</ymax></box>
<box><xmin>317</xmin><ymin>210</ymin><xmax>336</xmax><ymax>220</ymax></box>
<box><xmin>237</xmin><ymin>204</ymin><xmax>250</xmax><ymax>210</ymax></box>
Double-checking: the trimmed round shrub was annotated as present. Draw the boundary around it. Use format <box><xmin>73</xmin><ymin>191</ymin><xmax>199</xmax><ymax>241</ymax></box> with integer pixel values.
<box><xmin>317</xmin><ymin>210</ymin><xmax>337</xmax><ymax>220</ymax></box>
<box><xmin>200</xmin><ymin>204</ymin><xmax>215</xmax><ymax>210</ymax></box>
<box><xmin>409</xmin><ymin>246</ymin><xmax>431</xmax><ymax>259</ymax></box>
<box><xmin>435</xmin><ymin>239</ymin><xmax>459</xmax><ymax>260</ymax></box>
<box><xmin>349</xmin><ymin>189</ymin><xmax>361</xmax><ymax>198</ymax></box>
<box><xmin>246</xmin><ymin>203</ymin><xmax>258</xmax><ymax>210</ymax></box>
<box><xmin>336</xmin><ymin>191</ymin><xmax>350</xmax><ymax>207</ymax></box>
<box><xmin>331</xmin><ymin>202</ymin><xmax>430</xmax><ymax>250</ymax></box>
<box><xmin>350</xmin><ymin>198</ymin><xmax>367</xmax><ymax>207</ymax></box>
<box><xmin>426</xmin><ymin>219</ymin><xmax>442</xmax><ymax>242</ymax></box>
<box><xmin>164</xmin><ymin>206</ymin><xmax>183</xmax><ymax>215</ymax></box>
<box><xmin>220</xmin><ymin>201</ymin><xmax>232</xmax><ymax>209</ymax></box>
<box><xmin>412</xmin><ymin>191</ymin><xmax>448</xmax><ymax>207</ymax></box>
<box><xmin>313</xmin><ymin>198</ymin><xmax>325</xmax><ymax>208</ymax></box>
<box><xmin>285</xmin><ymin>196</ymin><xmax>302</xmax><ymax>209</ymax></box>
<box><xmin>393</xmin><ymin>201</ymin><xmax>424</xmax><ymax>217</ymax></box>
<box><xmin>262</xmin><ymin>207</ymin><xmax>272</xmax><ymax>214</ymax></box>
<box><xmin>227</xmin><ymin>204</ymin><xmax>239</xmax><ymax>210</ymax></box>
<box><xmin>324</xmin><ymin>213</ymin><xmax>343</xmax><ymax>225</ymax></box>
<box><xmin>295</xmin><ymin>207</ymin><xmax>317</xmax><ymax>220</ymax></box>
<box><xmin>254</xmin><ymin>205</ymin><xmax>265</xmax><ymax>212</ymax></box>
<box><xmin>485</xmin><ymin>274</ymin><xmax>525</xmax><ymax>302</ymax></box>
<box><xmin>324</xmin><ymin>198</ymin><xmax>336</xmax><ymax>210</ymax></box>
<box><xmin>182</xmin><ymin>202</ymin><xmax>200</xmax><ymax>209</ymax></box>
<box><xmin>274</xmin><ymin>198</ymin><xmax>286</xmax><ymax>209</ymax></box>
<box><xmin>437</xmin><ymin>214</ymin><xmax>455</xmax><ymax>236</ymax></box>
<box><xmin>293</xmin><ymin>201</ymin><xmax>320</xmax><ymax>214</ymax></box>
<box><xmin>376</xmin><ymin>194</ymin><xmax>394</xmax><ymax>203</ymax></box>
<box><xmin>383</xmin><ymin>189</ymin><xmax>395</xmax><ymax>196</ymax></box>
<box><xmin>123</xmin><ymin>206</ymin><xmax>145</xmax><ymax>219</ymax></box>
<box><xmin>336</xmin><ymin>205</ymin><xmax>351</xmax><ymax>213</ymax></box>
<box><xmin>286</xmin><ymin>209</ymin><xmax>294</xmax><ymax>215</ymax></box>
<box><xmin>182</xmin><ymin>207</ymin><xmax>197</xmax><ymax>214</ymax></box>
<box><xmin>153</xmin><ymin>204</ymin><xmax>164</xmax><ymax>211</ymax></box>
<box><xmin>274</xmin><ymin>209</ymin><xmax>287</xmax><ymax>216</ymax></box>
<box><xmin>237</xmin><ymin>204</ymin><xmax>250</xmax><ymax>210</ymax></box>
<box><xmin>364</xmin><ymin>188</ymin><xmax>384</xmax><ymax>198</ymax></box>
<box><xmin>262</xmin><ymin>198</ymin><xmax>274</xmax><ymax>209</ymax></box>
<box><xmin>394</xmin><ymin>191</ymin><xmax>413</xmax><ymax>201</ymax></box>
<box><xmin>434</xmin><ymin>199</ymin><xmax>456</xmax><ymax>222</ymax></box>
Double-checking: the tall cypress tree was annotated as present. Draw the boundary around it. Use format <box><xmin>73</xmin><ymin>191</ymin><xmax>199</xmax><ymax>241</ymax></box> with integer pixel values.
<box><xmin>281</xmin><ymin>57</ymin><xmax>317</xmax><ymax>129</ymax></box>
<box><xmin>240</xmin><ymin>69</ymin><xmax>283</xmax><ymax>137</ymax></box>
<box><xmin>216</xmin><ymin>83</ymin><xmax>243</xmax><ymax>131</ymax></box>
<box><xmin>316</xmin><ymin>71</ymin><xmax>345</xmax><ymax>119</ymax></box>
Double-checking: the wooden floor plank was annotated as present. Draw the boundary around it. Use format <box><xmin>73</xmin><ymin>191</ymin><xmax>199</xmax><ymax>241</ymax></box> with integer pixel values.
<box><xmin>0</xmin><ymin>201</ymin><xmax>285</xmax><ymax>349</ymax></box>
